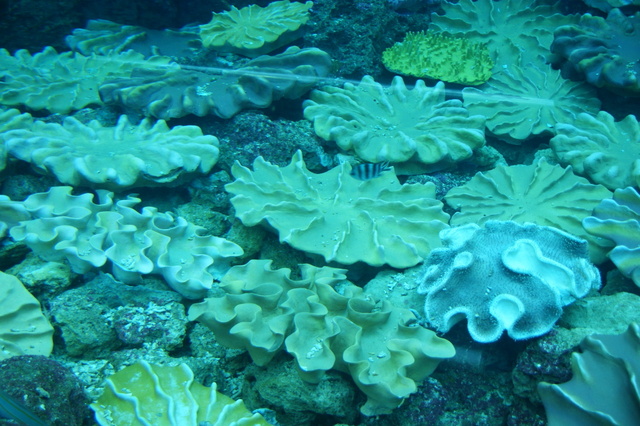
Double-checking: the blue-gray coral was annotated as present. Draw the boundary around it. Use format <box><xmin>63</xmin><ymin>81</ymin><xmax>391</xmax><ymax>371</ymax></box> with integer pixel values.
<box><xmin>417</xmin><ymin>221</ymin><xmax>601</xmax><ymax>343</ymax></box>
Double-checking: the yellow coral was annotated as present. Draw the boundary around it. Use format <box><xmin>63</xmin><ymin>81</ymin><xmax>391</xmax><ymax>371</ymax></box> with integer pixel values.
<box><xmin>382</xmin><ymin>31</ymin><xmax>493</xmax><ymax>85</ymax></box>
<box><xmin>200</xmin><ymin>0</ymin><xmax>313</xmax><ymax>57</ymax></box>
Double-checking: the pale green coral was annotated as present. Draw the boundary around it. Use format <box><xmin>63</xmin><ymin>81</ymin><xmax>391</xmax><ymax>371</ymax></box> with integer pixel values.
<box><xmin>303</xmin><ymin>75</ymin><xmax>486</xmax><ymax>174</ymax></box>
<box><xmin>444</xmin><ymin>161</ymin><xmax>614</xmax><ymax>263</ymax></box>
<box><xmin>4</xmin><ymin>115</ymin><xmax>219</xmax><ymax>190</ymax></box>
<box><xmin>551</xmin><ymin>111</ymin><xmax>640</xmax><ymax>190</ymax></box>
<box><xmin>0</xmin><ymin>108</ymin><xmax>33</xmax><ymax>172</ymax></box>
<box><xmin>200</xmin><ymin>0</ymin><xmax>313</xmax><ymax>57</ymax></box>
<box><xmin>0</xmin><ymin>272</ymin><xmax>54</xmax><ymax>360</ymax></box>
<box><xmin>462</xmin><ymin>61</ymin><xmax>600</xmax><ymax>142</ymax></box>
<box><xmin>91</xmin><ymin>360</ymin><xmax>271</xmax><ymax>425</ymax></box>
<box><xmin>9</xmin><ymin>187</ymin><xmax>242</xmax><ymax>299</ymax></box>
<box><xmin>188</xmin><ymin>259</ymin><xmax>455</xmax><ymax>416</ymax></box>
<box><xmin>0</xmin><ymin>47</ymin><xmax>173</xmax><ymax>114</ymax></box>
<box><xmin>382</xmin><ymin>31</ymin><xmax>493</xmax><ymax>85</ymax></box>
<box><xmin>225</xmin><ymin>151</ymin><xmax>450</xmax><ymax>268</ymax></box>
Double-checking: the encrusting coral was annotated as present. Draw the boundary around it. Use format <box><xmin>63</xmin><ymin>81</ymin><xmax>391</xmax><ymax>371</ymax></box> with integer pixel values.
<box><xmin>0</xmin><ymin>272</ymin><xmax>54</xmax><ymax>360</ymax></box>
<box><xmin>551</xmin><ymin>111</ymin><xmax>640</xmax><ymax>190</ymax></box>
<box><xmin>583</xmin><ymin>187</ymin><xmax>640</xmax><ymax>287</ymax></box>
<box><xmin>100</xmin><ymin>46</ymin><xmax>331</xmax><ymax>120</ymax></box>
<box><xmin>3</xmin><ymin>115</ymin><xmax>220</xmax><ymax>190</ymax></box>
<box><xmin>8</xmin><ymin>187</ymin><xmax>242</xmax><ymax>299</ymax></box>
<box><xmin>444</xmin><ymin>160</ymin><xmax>614</xmax><ymax>263</ymax></box>
<box><xmin>91</xmin><ymin>360</ymin><xmax>271</xmax><ymax>425</ymax></box>
<box><xmin>303</xmin><ymin>75</ymin><xmax>486</xmax><ymax>174</ymax></box>
<box><xmin>552</xmin><ymin>8</ymin><xmax>640</xmax><ymax>95</ymax></box>
<box><xmin>417</xmin><ymin>221</ymin><xmax>601</xmax><ymax>343</ymax></box>
<box><xmin>462</xmin><ymin>60</ymin><xmax>600</xmax><ymax>142</ymax></box>
<box><xmin>225</xmin><ymin>150</ymin><xmax>450</xmax><ymax>268</ymax></box>
<box><xmin>188</xmin><ymin>259</ymin><xmax>455</xmax><ymax>416</ymax></box>
<box><xmin>199</xmin><ymin>0</ymin><xmax>313</xmax><ymax>57</ymax></box>
<box><xmin>538</xmin><ymin>323</ymin><xmax>640</xmax><ymax>425</ymax></box>
<box><xmin>382</xmin><ymin>31</ymin><xmax>493</xmax><ymax>85</ymax></box>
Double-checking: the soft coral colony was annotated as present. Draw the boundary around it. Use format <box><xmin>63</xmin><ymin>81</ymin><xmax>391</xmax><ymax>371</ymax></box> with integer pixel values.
<box><xmin>0</xmin><ymin>0</ymin><xmax>639</xmax><ymax>424</ymax></box>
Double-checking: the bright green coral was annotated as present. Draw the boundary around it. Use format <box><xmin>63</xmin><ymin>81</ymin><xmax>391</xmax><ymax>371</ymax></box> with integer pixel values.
<box><xmin>91</xmin><ymin>360</ymin><xmax>271</xmax><ymax>425</ymax></box>
<box><xmin>0</xmin><ymin>272</ymin><xmax>54</xmax><ymax>360</ymax></box>
<box><xmin>382</xmin><ymin>31</ymin><xmax>493</xmax><ymax>85</ymax></box>
<box><xmin>444</xmin><ymin>161</ymin><xmax>614</xmax><ymax>263</ymax></box>
<box><xmin>0</xmin><ymin>47</ymin><xmax>172</xmax><ymax>114</ymax></box>
<box><xmin>3</xmin><ymin>115</ymin><xmax>219</xmax><ymax>190</ymax></box>
<box><xmin>462</xmin><ymin>61</ymin><xmax>600</xmax><ymax>142</ymax></box>
<box><xmin>225</xmin><ymin>150</ymin><xmax>450</xmax><ymax>268</ymax></box>
<box><xmin>199</xmin><ymin>0</ymin><xmax>313</xmax><ymax>57</ymax></box>
<box><xmin>188</xmin><ymin>260</ymin><xmax>455</xmax><ymax>416</ymax></box>
<box><xmin>551</xmin><ymin>111</ymin><xmax>640</xmax><ymax>190</ymax></box>
<box><xmin>303</xmin><ymin>75</ymin><xmax>486</xmax><ymax>174</ymax></box>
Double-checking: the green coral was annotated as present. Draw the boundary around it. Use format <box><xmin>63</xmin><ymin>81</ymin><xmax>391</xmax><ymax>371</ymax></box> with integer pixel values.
<box><xmin>0</xmin><ymin>47</ymin><xmax>173</xmax><ymax>114</ymax></box>
<box><xmin>0</xmin><ymin>108</ymin><xmax>33</xmax><ymax>172</ymax></box>
<box><xmin>583</xmin><ymin>187</ymin><xmax>640</xmax><ymax>287</ymax></box>
<box><xmin>91</xmin><ymin>360</ymin><xmax>271</xmax><ymax>425</ymax></box>
<box><xmin>444</xmin><ymin>161</ymin><xmax>614</xmax><ymax>263</ymax></box>
<box><xmin>382</xmin><ymin>31</ymin><xmax>493</xmax><ymax>85</ymax></box>
<box><xmin>188</xmin><ymin>259</ymin><xmax>455</xmax><ymax>416</ymax></box>
<box><xmin>225</xmin><ymin>150</ymin><xmax>450</xmax><ymax>268</ymax></box>
<box><xmin>3</xmin><ymin>114</ymin><xmax>219</xmax><ymax>190</ymax></box>
<box><xmin>462</xmin><ymin>60</ymin><xmax>600</xmax><ymax>142</ymax></box>
<box><xmin>199</xmin><ymin>0</ymin><xmax>313</xmax><ymax>57</ymax></box>
<box><xmin>551</xmin><ymin>111</ymin><xmax>640</xmax><ymax>190</ymax></box>
<box><xmin>303</xmin><ymin>75</ymin><xmax>486</xmax><ymax>174</ymax></box>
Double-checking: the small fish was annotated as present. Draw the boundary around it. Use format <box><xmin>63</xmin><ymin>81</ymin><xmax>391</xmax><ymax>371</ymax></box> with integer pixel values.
<box><xmin>350</xmin><ymin>161</ymin><xmax>392</xmax><ymax>181</ymax></box>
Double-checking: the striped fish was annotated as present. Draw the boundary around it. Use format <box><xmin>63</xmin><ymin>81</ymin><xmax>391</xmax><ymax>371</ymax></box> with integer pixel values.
<box><xmin>349</xmin><ymin>161</ymin><xmax>391</xmax><ymax>180</ymax></box>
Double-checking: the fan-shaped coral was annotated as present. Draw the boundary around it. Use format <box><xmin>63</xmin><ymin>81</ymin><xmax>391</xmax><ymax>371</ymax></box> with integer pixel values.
<box><xmin>3</xmin><ymin>115</ymin><xmax>219</xmax><ymax>190</ymax></box>
<box><xmin>462</xmin><ymin>60</ymin><xmax>600</xmax><ymax>142</ymax></box>
<box><xmin>303</xmin><ymin>75</ymin><xmax>486</xmax><ymax>174</ymax></box>
<box><xmin>444</xmin><ymin>161</ymin><xmax>614</xmax><ymax>263</ymax></box>
<box><xmin>189</xmin><ymin>259</ymin><xmax>455</xmax><ymax>416</ymax></box>
<box><xmin>538</xmin><ymin>323</ymin><xmax>640</xmax><ymax>425</ymax></box>
<box><xmin>0</xmin><ymin>108</ymin><xmax>33</xmax><ymax>172</ymax></box>
<box><xmin>9</xmin><ymin>187</ymin><xmax>242</xmax><ymax>299</ymax></box>
<box><xmin>550</xmin><ymin>111</ymin><xmax>640</xmax><ymax>190</ymax></box>
<box><xmin>552</xmin><ymin>9</ymin><xmax>640</xmax><ymax>95</ymax></box>
<box><xmin>430</xmin><ymin>0</ymin><xmax>577</xmax><ymax>67</ymax></box>
<box><xmin>583</xmin><ymin>187</ymin><xmax>640</xmax><ymax>287</ymax></box>
<box><xmin>91</xmin><ymin>360</ymin><xmax>271</xmax><ymax>425</ymax></box>
<box><xmin>66</xmin><ymin>19</ymin><xmax>201</xmax><ymax>58</ymax></box>
<box><xmin>417</xmin><ymin>221</ymin><xmax>601</xmax><ymax>343</ymax></box>
<box><xmin>382</xmin><ymin>31</ymin><xmax>493</xmax><ymax>85</ymax></box>
<box><xmin>0</xmin><ymin>46</ymin><xmax>173</xmax><ymax>114</ymax></box>
<box><xmin>100</xmin><ymin>46</ymin><xmax>331</xmax><ymax>120</ymax></box>
<box><xmin>199</xmin><ymin>0</ymin><xmax>313</xmax><ymax>57</ymax></box>
<box><xmin>0</xmin><ymin>272</ymin><xmax>54</xmax><ymax>360</ymax></box>
<box><xmin>225</xmin><ymin>151</ymin><xmax>450</xmax><ymax>268</ymax></box>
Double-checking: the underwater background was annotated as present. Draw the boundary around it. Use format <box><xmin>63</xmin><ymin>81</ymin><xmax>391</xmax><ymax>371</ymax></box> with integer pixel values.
<box><xmin>1</xmin><ymin>0</ymin><xmax>640</xmax><ymax>425</ymax></box>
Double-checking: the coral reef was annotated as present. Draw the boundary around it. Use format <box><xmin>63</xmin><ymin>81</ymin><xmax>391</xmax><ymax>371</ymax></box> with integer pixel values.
<box><xmin>462</xmin><ymin>60</ymin><xmax>600</xmax><ymax>142</ymax></box>
<box><xmin>91</xmin><ymin>360</ymin><xmax>271</xmax><ymax>425</ymax></box>
<box><xmin>430</xmin><ymin>0</ymin><xmax>577</xmax><ymax>67</ymax></box>
<box><xmin>444</xmin><ymin>161</ymin><xmax>614</xmax><ymax>263</ymax></box>
<box><xmin>583</xmin><ymin>187</ymin><xmax>640</xmax><ymax>287</ymax></box>
<box><xmin>538</xmin><ymin>323</ymin><xmax>640</xmax><ymax>425</ymax></box>
<box><xmin>100</xmin><ymin>46</ymin><xmax>331</xmax><ymax>120</ymax></box>
<box><xmin>551</xmin><ymin>111</ymin><xmax>640</xmax><ymax>190</ymax></box>
<box><xmin>3</xmin><ymin>115</ymin><xmax>219</xmax><ymax>190</ymax></box>
<box><xmin>0</xmin><ymin>46</ymin><xmax>173</xmax><ymax>114</ymax></box>
<box><xmin>0</xmin><ymin>272</ymin><xmax>54</xmax><ymax>360</ymax></box>
<box><xmin>9</xmin><ymin>187</ymin><xmax>242</xmax><ymax>299</ymax></box>
<box><xmin>417</xmin><ymin>221</ymin><xmax>601</xmax><ymax>343</ymax></box>
<box><xmin>199</xmin><ymin>0</ymin><xmax>313</xmax><ymax>57</ymax></box>
<box><xmin>303</xmin><ymin>75</ymin><xmax>486</xmax><ymax>174</ymax></box>
<box><xmin>225</xmin><ymin>150</ymin><xmax>450</xmax><ymax>268</ymax></box>
<box><xmin>552</xmin><ymin>8</ymin><xmax>640</xmax><ymax>95</ymax></box>
<box><xmin>0</xmin><ymin>108</ymin><xmax>33</xmax><ymax>172</ymax></box>
<box><xmin>189</xmin><ymin>259</ymin><xmax>455</xmax><ymax>416</ymax></box>
<box><xmin>382</xmin><ymin>31</ymin><xmax>493</xmax><ymax>85</ymax></box>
